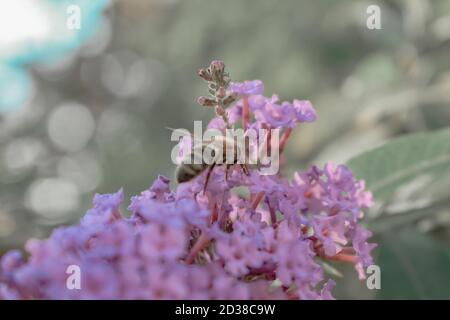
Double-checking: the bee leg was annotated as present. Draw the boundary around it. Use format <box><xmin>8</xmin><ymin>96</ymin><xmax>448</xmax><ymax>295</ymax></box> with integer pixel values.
<box><xmin>225</xmin><ymin>164</ymin><xmax>231</xmax><ymax>181</ymax></box>
<box><xmin>240</xmin><ymin>164</ymin><xmax>250</xmax><ymax>176</ymax></box>
<box><xmin>203</xmin><ymin>163</ymin><xmax>216</xmax><ymax>194</ymax></box>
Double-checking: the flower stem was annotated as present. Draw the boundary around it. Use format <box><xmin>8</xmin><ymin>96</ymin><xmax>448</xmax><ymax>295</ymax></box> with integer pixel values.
<box><xmin>251</xmin><ymin>191</ymin><xmax>265</xmax><ymax>210</ymax></box>
<box><xmin>279</xmin><ymin>127</ymin><xmax>292</xmax><ymax>154</ymax></box>
<box><xmin>266</xmin><ymin>200</ymin><xmax>277</xmax><ymax>226</ymax></box>
<box><xmin>210</xmin><ymin>203</ymin><xmax>219</xmax><ymax>224</ymax></box>
<box><xmin>339</xmin><ymin>247</ymin><xmax>356</xmax><ymax>255</ymax></box>
<box><xmin>185</xmin><ymin>233</ymin><xmax>210</xmax><ymax>264</ymax></box>
<box><xmin>326</xmin><ymin>253</ymin><xmax>358</xmax><ymax>264</ymax></box>
<box><xmin>242</xmin><ymin>96</ymin><xmax>250</xmax><ymax>130</ymax></box>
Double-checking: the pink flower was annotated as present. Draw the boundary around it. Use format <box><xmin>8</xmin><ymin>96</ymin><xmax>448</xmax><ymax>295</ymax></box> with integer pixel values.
<box><xmin>312</xmin><ymin>214</ymin><xmax>348</xmax><ymax>256</ymax></box>
<box><xmin>293</xmin><ymin>99</ymin><xmax>317</xmax><ymax>122</ymax></box>
<box><xmin>230</xmin><ymin>80</ymin><xmax>264</xmax><ymax>96</ymax></box>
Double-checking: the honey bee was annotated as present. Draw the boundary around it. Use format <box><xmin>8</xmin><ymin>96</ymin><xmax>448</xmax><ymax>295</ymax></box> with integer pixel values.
<box><xmin>175</xmin><ymin>134</ymin><xmax>250</xmax><ymax>192</ymax></box>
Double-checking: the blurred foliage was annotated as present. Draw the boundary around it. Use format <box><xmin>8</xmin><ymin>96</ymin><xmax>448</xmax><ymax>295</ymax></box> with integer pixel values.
<box><xmin>348</xmin><ymin>128</ymin><xmax>450</xmax><ymax>299</ymax></box>
<box><xmin>1</xmin><ymin>0</ymin><xmax>450</xmax><ymax>299</ymax></box>
<box><xmin>376</xmin><ymin>227</ymin><xmax>450</xmax><ymax>299</ymax></box>
<box><xmin>348</xmin><ymin>128</ymin><xmax>450</xmax><ymax>213</ymax></box>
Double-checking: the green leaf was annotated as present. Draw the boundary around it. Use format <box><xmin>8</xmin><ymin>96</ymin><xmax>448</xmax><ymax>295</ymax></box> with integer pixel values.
<box><xmin>369</xmin><ymin>197</ymin><xmax>450</xmax><ymax>234</ymax></box>
<box><xmin>375</xmin><ymin>226</ymin><xmax>450</xmax><ymax>299</ymax></box>
<box><xmin>347</xmin><ymin>127</ymin><xmax>450</xmax><ymax>201</ymax></box>
<box><xmin>320</xmin><ymin>260</ymin><xmax>344</xmax><ymax>278</ymax></box>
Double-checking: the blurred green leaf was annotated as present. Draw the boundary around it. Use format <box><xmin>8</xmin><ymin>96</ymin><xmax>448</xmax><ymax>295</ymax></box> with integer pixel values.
<box><xmin>320</xmin><ymin>260</ymin><xmax>344</xmax><ymax>278</ymax></box>
<box><xmin>375</xmin><ymin>226</ymin><xmax>450</xmax><ymax>299</ymax></box>
<box><xmin>347</xmin><ymin>127</ymin><xmax>450</xmax><ymax>201</ymax></box>
<box><xmin>369</xmin><ymin>197</ymin><xmax>450</xmax><ymax>234</ymax></box>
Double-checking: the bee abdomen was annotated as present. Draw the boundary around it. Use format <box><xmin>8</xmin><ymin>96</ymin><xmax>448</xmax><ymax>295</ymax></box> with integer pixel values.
<box><xmin>176</xmin><ymin>163</ymin><xmax>207</xmax><ymax>183</ymax></box>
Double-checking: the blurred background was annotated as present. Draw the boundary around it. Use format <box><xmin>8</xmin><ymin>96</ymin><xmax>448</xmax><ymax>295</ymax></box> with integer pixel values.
<box><xmin>1</xmin><ymin>0</ymin><xmax>450</xmax><ymax>299</ymax></box>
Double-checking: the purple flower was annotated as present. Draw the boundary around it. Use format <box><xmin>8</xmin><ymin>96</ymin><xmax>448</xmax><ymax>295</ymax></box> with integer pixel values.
<box><xmin>139</xmin><ymin>223</ymin><xmax>188</xmax><ymax>262</ymax></box>
<box><xmin>293</xmin><ymin>99</ymin><xmax>317</xmax><ymax>122</ymax></box>
<box><xmin>254</xmin><ymin>100</ymin><xmax>296</xmax><ymax>128</ymax></box>
<box><xmin>247</xmin><ymin>95</ymin><xmax>318</xmax><ymax>129</ymax></box>
<box><xmin>352</xmin><ymin>224</ymin><xmax>377</xmax><ymax>279</ymax></box>
<box><xmin>230</xmin><ymin>80</ymin><xmax>264</xmax><ymax>96</ymax></box>
<box><xmin>275</xmin><ymin>237</ymin><xmax>323</xmax><ymax>287</ymax></box>
<box><xmin>312</xmin><ymin>213</ymin><xmax>348</xmax><ymax>256</ymax></box>
<box><xmin>319</xmin><ymin>280</ymin><xmax>336</xmax><ymax>300</ymax></box>
<box><xmin>128</xmin><ymin>175</ymin><xmax>174</xmax><ymax>215</ymax></box>
<box><xmin>1</xmin><ymin>250</ymin><xmax>24</xmax><ymax>273</ymax></box>
<box><xmin>0</xmin><ymin>161</ymin><xmax>374</xmax><ymax>301</ymax></box>
<box><xmin>215</xmin><ymin>217</ymin><xmax>269</xmax><ymax>276</ymax></box>
<box><xmin>81</xmin><ymin>188</ymin><xmax>124</xmax><ymax>226</ymax></box>
<box><xmin>207</xmin><ymin>117</ymin><xmax>227</xmax><ymax>130</ymax></box>
<box><xmin>248</xmin><ymin>94</ymin><xmax>277</xmax><ymax>111</ymax></box>
<box><xmin>0</xmin><ymin>66</ymin><xmax>376</xmax><ymax>300</ymax></box>
<box><xmin>225</xmin><ymin>105</ymin><xmax>242</xmax><ymax>125</ymax></box>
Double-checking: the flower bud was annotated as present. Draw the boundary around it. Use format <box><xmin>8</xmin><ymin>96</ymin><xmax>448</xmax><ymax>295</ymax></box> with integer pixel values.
<box><xmin>215</xmin><ymin>105</ymin><xmax>226</xmax><ymax>116</ymax></box>
<box><xmin>198</xmin><ymin>68</ymin><xmax>212</xmax><ymax>81</ymax></box>
<box><xmin>222</xmin><ymin>93</ymin><xmax>239</xmax><ymax>107</ymax></box>
<box><xmin>222</xmin><ymin>75</ymin><xmax>231</xmax><ymax>84</ymax></box>
<box><xmin>210</xmin><ymin>60</ymin><xmax>225</xmax><ymax>74</ymax></box>
<box><xmin>216</xmin><ymin>87</ymin><xmax>226</xmax><ymax>99</ymax></box>
<box><xmin>197</xmin><ymin>96</ymin><xmax>216</xmax><ymax>107</ymax></box>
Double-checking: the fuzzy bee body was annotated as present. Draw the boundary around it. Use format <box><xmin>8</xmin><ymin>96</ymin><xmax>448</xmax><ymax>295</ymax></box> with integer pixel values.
<box><xmin>175</xmin><ymin>135</ymin><xmax>247</xmax><ymax>185</ymax></box>
<box><xmin>176</xmin><ymin>161</ymin><xmax>209</xmax><ymax>183</ymax></box>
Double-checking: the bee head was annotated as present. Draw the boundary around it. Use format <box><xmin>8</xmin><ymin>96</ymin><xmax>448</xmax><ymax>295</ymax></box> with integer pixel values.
<box><xmin>175</xmin><ymin>165</ymin><xmax>195</xmax><ymax>183</ymax></box>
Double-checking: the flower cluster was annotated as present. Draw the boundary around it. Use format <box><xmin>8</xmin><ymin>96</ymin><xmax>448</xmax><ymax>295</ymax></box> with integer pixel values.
<box><xmin>0</xmin><ymin>61</ymin><xmax>376</xmax><ymax>300</ymax></box>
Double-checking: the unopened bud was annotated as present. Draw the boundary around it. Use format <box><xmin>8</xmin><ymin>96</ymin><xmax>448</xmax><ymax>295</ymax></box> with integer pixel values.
<box><xmin>198</xmin><ymin>68</ymin><xmax>212</xmax><ymax>81</ymax></box>
<box><xmin>216</xmin><ymin>87</ymin><xmax>226</xmax><ymax>99</ymax></box>
<box><xmin>222</xmin><ymin>75</ymin><xmax>231</xmax><ymax>84</ymax></box>
<box><xmin>223</xmin><ymin>93</ymin><xmax>239</xmax><ymax>107</ymax></box>
<box><xmin>197</xmin><ymin>96</ymin><xmax>216</xmax><ymax>107</ymax></box>
<box><xmin>215</xmin><ymin>105</ymin><xmax>226</xmax><ymax>116</ymax></box>
<box><xmin>210</xmin><ymin>60</ymin><xmax>225</xmax><ymax>73</ymax></box>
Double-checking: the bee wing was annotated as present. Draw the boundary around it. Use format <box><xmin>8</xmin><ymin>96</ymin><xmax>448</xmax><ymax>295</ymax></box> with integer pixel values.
<box><xmin>165</xmin><ymin>127</ymin><xmax>206</xmax><ymax>144</ymax></box>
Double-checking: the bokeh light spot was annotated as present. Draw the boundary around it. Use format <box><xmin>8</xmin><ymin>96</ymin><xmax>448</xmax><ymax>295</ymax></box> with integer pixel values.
<box><xmin>47</xmin><ymin>102</ymin><xmax>95</xmax><ymax>152</ymax></box>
